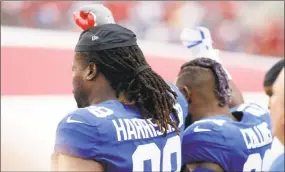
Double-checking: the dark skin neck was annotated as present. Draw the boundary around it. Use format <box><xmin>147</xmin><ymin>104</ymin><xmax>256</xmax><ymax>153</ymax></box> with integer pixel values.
<box><xmin>188</xmin><ymin>88</ymin><xmax>238</xmax><ymax>122</ymax></box>
<box><xmin>191</xmin><ymin>100</ymin><xmax>237</xmax><ymax>122</ymax></box>
<box><xmin>87</xmin><ymin>74</ymin><xmax>117</xmax><ymax>105</ymax></box>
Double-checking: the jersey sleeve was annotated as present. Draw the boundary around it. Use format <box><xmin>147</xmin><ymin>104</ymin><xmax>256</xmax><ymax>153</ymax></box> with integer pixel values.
<box><xmin>54</xmin><ymin>111</ymin><xmax>101</xmax><ymax>159</ymax></box>
<box><xmin>182</xmin><ymin>127</ymin><xmax>231</xmax><ymax>172</ymax></box>
<box><xmin>269</xmin><ymin>153</ymin><xmax>285</xmax><ymax>172</ymax></box>
<box><xmin>231</xmin><ymin>103</ymin><xmax>270</xmax><ymax>116</ymax></box>
<box><xmin>231</xmin><ymin>103</ymin><xmax>272</xmax><ymax>128</ymax></box>
<box><xmin>169</xmin><ymin>83</ymin><xmax>188</xmax><ymax>108</ymax></box>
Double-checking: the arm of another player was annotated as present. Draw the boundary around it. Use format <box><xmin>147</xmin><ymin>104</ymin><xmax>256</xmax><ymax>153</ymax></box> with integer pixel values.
<box><xmin>186</xmin><ymin>163</ymin><xmax>224</xmax><ymax>172</ymax></box>
<box><xmin>51</xmin><ymin>113</ymin><xmax>104</xmax><ymax>171</ymax></box>
<box><xmin>51</xmin><ymin>153</ymin><xmax>103</xmax><ymax>171</ymax></box>
<box><xmin>206</xmin><ymin>49</ymin><xmax>245</xmax><ymax>108</ymax></box>
<box><xmin>229</xmin><ymin>80</ymin><xmax>244</xmax><ymax>108</ymax></box>
<box><xmin>180</xmin><ymin>27</ymin><xmax>244</xmax><ymax>108</ymax></box>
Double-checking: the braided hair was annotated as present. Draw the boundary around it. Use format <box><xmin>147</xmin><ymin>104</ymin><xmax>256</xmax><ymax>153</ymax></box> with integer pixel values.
<box><xmin>179</xmin><ymin>58</ymin><xmax>231</xmax><ymax>107</ymax></box>
<box><xmin>76</xmin><ymin>45</ymin><xmax>180</xmax><ymax>135</ymax></box>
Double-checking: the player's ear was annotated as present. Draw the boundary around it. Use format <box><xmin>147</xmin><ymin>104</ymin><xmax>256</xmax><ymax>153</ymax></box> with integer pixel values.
<box><xmin>85</xmin><ymin>62</ymin><xmax>97</xmax><ymax>80</ymax></box>
<box><xmin>179</xmin><ymin>86</ymin><xmax>191</xmax><ymax>103</ymax></box>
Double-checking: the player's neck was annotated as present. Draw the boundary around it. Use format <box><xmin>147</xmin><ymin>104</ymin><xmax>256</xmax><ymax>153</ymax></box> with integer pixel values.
<box><xmin>193</xmin><ymin>103</ymin><xmax>234</xmax><ymax>121</ymax></box>
<box><xmin>88</xmin><ymin>83</ymin><xmax>117</xmax><ymax>105</ymax></box>
<box><xmin>277</xmin><ymin>135</ymin><xmax>284</xmax><ymax>146</ymax></box>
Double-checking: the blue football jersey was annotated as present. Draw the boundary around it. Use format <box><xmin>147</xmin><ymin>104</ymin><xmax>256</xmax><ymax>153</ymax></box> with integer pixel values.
<box><xmin>54</xmin><ymin>84</ymin><xmax>188</xmax><ymax>172</ymax></box>
<box><xmin>182</xmin><ymin>103</ymin><xmax>273</xmax><ymax>172</ymax></box>
<box><xmin>270</xmin><ymin>152</ymin><xmax>284</xmax><ymax>171</ymax></box>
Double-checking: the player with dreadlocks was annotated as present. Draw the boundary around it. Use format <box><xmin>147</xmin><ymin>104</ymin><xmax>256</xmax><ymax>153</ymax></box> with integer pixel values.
<box><xmin>178</xmin><ymin>27</ymin><xmax>273</xmax><ymax>172</ymax></box>
<box><xmin>51</xmin><ymin>4</ymin><xmax>188</xmax><ymax>172</ymax></box>
<box><xmin>73</xmin><ymin>45</ymin><xmax>181</xmax><ymax>132</ymax></box>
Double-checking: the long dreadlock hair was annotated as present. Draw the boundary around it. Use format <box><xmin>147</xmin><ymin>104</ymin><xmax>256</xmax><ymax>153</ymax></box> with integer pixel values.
<box><xmin>76</xmin><ymin>45</ymin><xmax>180</xmax><ymax>135</ymax></box>
<box><xmin>179</xmin><ymin>58</ymin><xmax>231</xmax><ymax>107</ymax></box>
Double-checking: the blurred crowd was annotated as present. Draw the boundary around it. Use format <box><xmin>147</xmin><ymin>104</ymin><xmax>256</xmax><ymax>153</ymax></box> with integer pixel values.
<box><xmin>1</xmin><ymin>1</ymin><xmax>284</xmax><ymax>57</ymax></box>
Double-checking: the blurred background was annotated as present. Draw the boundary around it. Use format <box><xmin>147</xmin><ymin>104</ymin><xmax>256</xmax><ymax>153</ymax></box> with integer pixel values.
<box><xmin>1</xmin><ymin>1</ymin><xmax>284</xmax><ymax>57</ymax></box>
<box><xmin>1</xmin><ymin>1</ymin><xmax>284</xmax><ymax>171</ymax></box>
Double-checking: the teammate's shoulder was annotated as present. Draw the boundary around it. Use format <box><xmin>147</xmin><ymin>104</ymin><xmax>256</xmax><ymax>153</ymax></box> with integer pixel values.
<box><xmin>182</xmin><ymin>116</ymin><xmax>231</xmax><ymax>167</ymax></box>
<box><xmin>231</xmin><ymin>103</ymin><xmax>270</xmax><ymax>120</ymax></box>
<box><xmin>231</xmin><ymin>103</ymin><xmax>269</xmax><ymax>113</ymax></box>
<box><xmin>184</xmin><ymin>116</ymin><xmax>228</xmax><ymax>143</ymax></box>
<box><xmin>54</xmin><ymin>103</ymin><xmax>116</xmax><ymax>159</ymax></box>
<box><xmin>167</xmin><ymin>82</ymin><xmax>188</xmax><ymax>127</ymax></box>
<box><xmin>55</xmin><ymin>101</ymin><xmax>120</xmax><ymax>151</ymax></box>
<box><xmin>189</xmin><ymin>116</ymin><xmax>228</xmax><ymax>130</ymax></box>
<box><xmin>167</xmin><ymin>82</ymin><xmax>188</xmax><ymax>105</ymax></box>
<box><xmin>58</xmin><ymin>100</ymin><xmax>120</xmax><ymax>127</ymax></box>
<box><xmin>167</xmin><ymin>82</ymin><xmax>178</xmax><ymax>91</ymax></box>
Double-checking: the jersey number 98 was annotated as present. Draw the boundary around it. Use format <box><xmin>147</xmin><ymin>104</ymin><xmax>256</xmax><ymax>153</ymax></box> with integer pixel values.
<box><xmin>243</xmin><ymin>149</ymin><xmax>271</xmax><ymax>171</ymax></box>
<box><xmin>132</xmin><ymin>135</ymin><xmax>181</xmax><ymax>171</ymax></box>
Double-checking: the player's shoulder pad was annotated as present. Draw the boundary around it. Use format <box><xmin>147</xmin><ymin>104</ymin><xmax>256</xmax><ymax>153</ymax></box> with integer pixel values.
<box><xmin>189</xmin><ymin>117</ymin><xmax>228</xmax><ymax>131</ymax></box>
<box><xmin>182</xmin><ymin>117</ymin><xmax>231</xmax><ymax>170</ymax></box>
<box><xmin>54</xmin><ymin>101</ymin><xmax>119</xmax><ymax>159</ymax></box>
<box><xmin>184</xmin><ymin>117</ymin><xmax>227</xmax><ymax>143</ymax></box>
<box><xmin>167</xmin><ymin>82</ymin><xmax>188</xmax><ymax>107</ymax></box>
<box><xmin>167</xmin><ymin>82</ymin><xmax>189</xmax><ymax>127</ymax></box>
<box><xmin>231</xmin><ymin>102</ymin><xmax>270</xmax><ymax>118</ymax></box>
<box><xmin>59</xmin><ymin>100</ymin><xmax>117</xmax><ymax>127</ymax></box>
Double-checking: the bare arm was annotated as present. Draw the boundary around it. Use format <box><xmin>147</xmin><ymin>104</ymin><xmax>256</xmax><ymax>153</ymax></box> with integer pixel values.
<box><xmin>51</xmin><ymin>153</ymin><xmax>104</xmax><ymax>172</ymax></box>
<box><xmin>180</xmin><ymin>26</ymin><xmax>244</xmax><ymax>108</ymax></box>
<box><xmin>53</xmin><ymin>112</ymin><xmax>105</xmax><ymax>172</ymax></box>
<box><xmin>229</xmin><ymin>80</ymin><xmax>244</xmax><ymax>108</ymax></box>
<box><xmin>186</xmin><ymin>162</ymin><xmax>225</xmax><ymax>172</ymax></box>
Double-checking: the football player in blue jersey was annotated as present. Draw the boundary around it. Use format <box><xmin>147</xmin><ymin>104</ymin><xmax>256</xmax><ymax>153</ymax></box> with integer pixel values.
<box><xmin>177</xmin><ymin>27</ymin><xmax>273</xmax><ymax>172</ymax></box>
<box><xmin>51</xmin><ymin>5</ymin><xmax>188</xmax><ymax>172</ymax></box>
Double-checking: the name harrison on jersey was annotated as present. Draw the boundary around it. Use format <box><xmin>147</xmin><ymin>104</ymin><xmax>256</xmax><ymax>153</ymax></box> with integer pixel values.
<box><xmin>112</xmin><ymin>118</ymin><xmax>175</xmax><ymax>141</ymax></box>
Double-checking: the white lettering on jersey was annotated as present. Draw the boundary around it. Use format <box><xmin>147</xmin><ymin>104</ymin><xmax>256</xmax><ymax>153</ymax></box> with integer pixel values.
<box><xmin>112</xmin><ymin>118</ymin><xmax>179</xmax><ymax>141</ymax></box>
<box><xmin>240</xmin><ymin>122</ymin><xmax>273</xmax><ymax>149</ymax></box>
<box><xmin>112</xmin><ymin>102</ymin><xmax>183</xmax><ymax>142</ymax></box>
<box><xmin>141</xmin><ymin>119</ymin><xmax>157</xmax><ymax>137</ymax></box>
<box><xmin>112</xmin><ymin>119</ymin><xmax>127</xmax><ymax>141</ymax></box>
<box><xmin>87</xmin><ymin>106</ymin><xmax>113</xmax><ymax>117</ymax></box>
<box><xmin>147</xmin><ymin>119</ymin><xmax>164</xmax><ymax>136</ymax></box>
<box><xmin>131</xmin><ymin>119</ymin><xmax>146</xmax><ymax>139</ymax></box>
<box><xmin>125</xmin><ymin>119</ymin><xmax>138</xmax><ymax>140</ymax></box>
